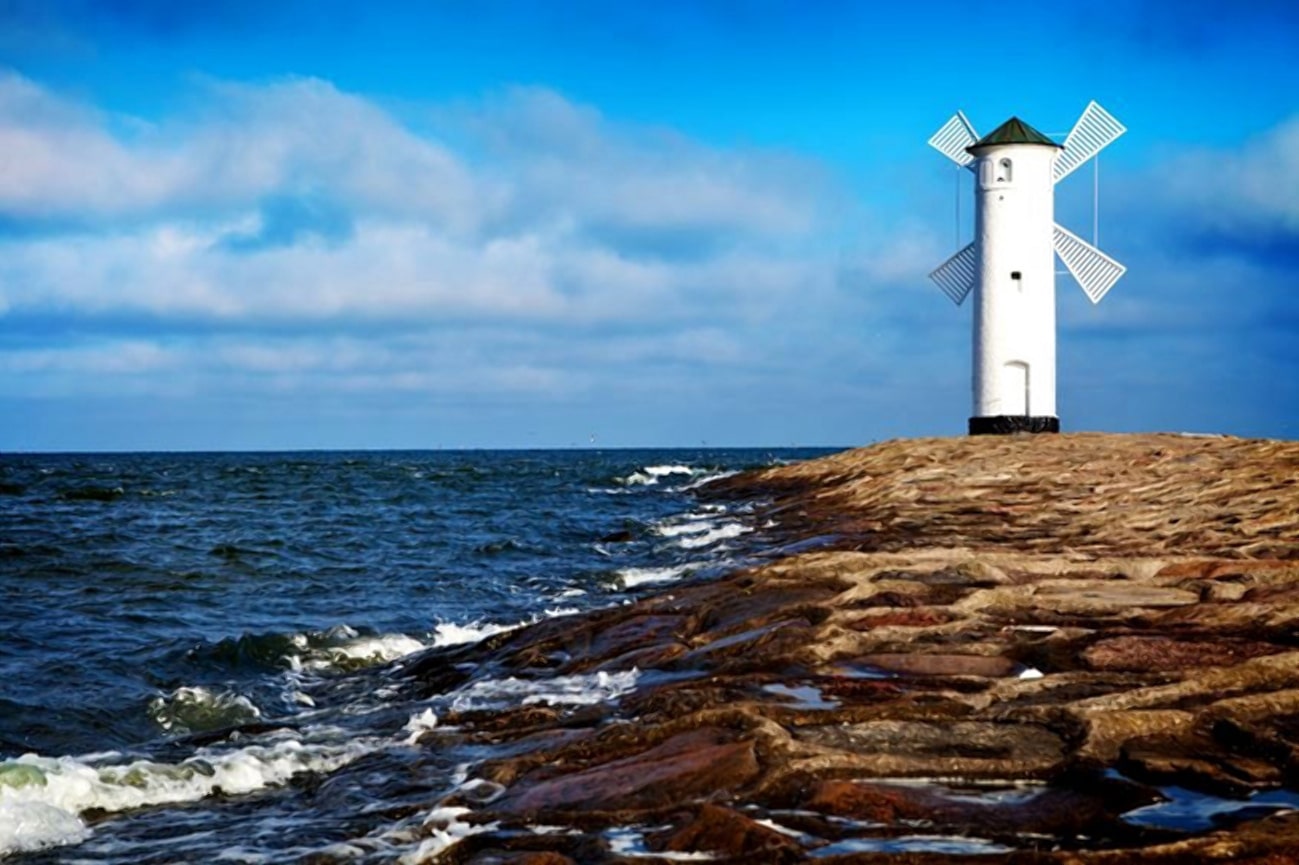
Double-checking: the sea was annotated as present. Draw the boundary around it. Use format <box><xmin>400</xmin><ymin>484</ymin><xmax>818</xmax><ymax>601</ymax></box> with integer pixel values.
<box><xmin>0</xmin><ymin>448</ymin><xmax>834</xmax><ymax>862</ymax></box>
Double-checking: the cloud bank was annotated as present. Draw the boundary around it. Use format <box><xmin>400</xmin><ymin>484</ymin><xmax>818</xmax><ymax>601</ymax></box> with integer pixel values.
<box><xmin>1</xmin><ymin>70</ymin><xmax>1295</xmax><ymax>448</ymax></box>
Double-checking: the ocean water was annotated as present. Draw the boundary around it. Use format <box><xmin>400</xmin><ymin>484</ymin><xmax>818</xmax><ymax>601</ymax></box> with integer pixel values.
<box><xmin>0</xmin><ymin>448</ymin><xmax>830</xmax><ymax>862</ymax></box>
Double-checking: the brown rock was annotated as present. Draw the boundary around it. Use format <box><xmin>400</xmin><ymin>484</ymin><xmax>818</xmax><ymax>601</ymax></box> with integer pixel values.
<box><xmin>651</xmin><ymin>804</ymin><xmax>802</xmax><ymax>860</ymax></box>
<box><xmin>494</xmin><ymin>728</ymin><xmax>759</xmax><ymax>816</ymax></box>
<box><xmin>1075</xmin><ymin>710</ymin><xmax>1197</xmax><ymax>764</ymax></box>
<box><xmin>401</xmin><ymin>433</ymin><xmax>1299</xmax><ymax>863</ymax></box>
<box><xmin>801</xmin><ymin>774</ymin><xmax>1160</xmax><ymax>842</ymax></box>
<box><xmin>848</xmin><ymin>608</ymin><xmax>955</xmax><ymax>629</ymax></box>
<box><xmin>1082</xmin><ymin>636</ymin><xmax>1284</xmax><ymax>672</ymax></box>
<box><xmin>1120</xmin><ymin>731</ymin><xmax>1284</xmax><ymax>795</ymax></box>
<box><xmin>794</xmin><ymin>720</ymin><xmax>1065</xmax><ymax>778</ymax></box>
<box><xmin>855</xmin><ymin>652</ymin><xmax>1022</xmax><ymax>678</ymax></box>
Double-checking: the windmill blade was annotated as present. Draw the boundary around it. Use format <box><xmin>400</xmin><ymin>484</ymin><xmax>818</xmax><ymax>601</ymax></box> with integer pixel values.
<box><xmin>928</xmin><ymin>111</ymin><xmax>979</xmax><ymax>169</ymax></box>
<box><xmin>1054</xmin><ymin>101</ymin><xmax>1126</xmax><ymax>183</ymax></box>
<box><xmin>1053</xmin><ymin>224</ymin><xmax>1125</xmax><ymax>303</ymax></box>
<box><xmin>929</xmin><ymin>242</ymin><xmax>977</xmax><ymax>305</ymax></box>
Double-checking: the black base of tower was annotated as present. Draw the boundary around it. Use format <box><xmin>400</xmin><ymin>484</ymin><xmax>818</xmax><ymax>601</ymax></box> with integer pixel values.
<box><xmin>968</xmin><ymin>415</ymin><xmax>1060</xmax><ymax>435</ymax></box>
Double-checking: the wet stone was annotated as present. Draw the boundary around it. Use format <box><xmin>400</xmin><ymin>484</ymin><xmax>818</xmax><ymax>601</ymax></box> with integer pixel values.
<box><xmin>404</xmin><ymin>434</ymin><xmax>1299</xmax><ymax>863</ymax></box>
<box><xmin>492</xmin><ymin>728</ymin><xmax>760</xmax><ymax>817</ymax></box>
<box><xmin>795</xmin><ymin>720</ymin><xmax>1066</xmax><ymax>777</ymax></box>
<box><xmin>1082</xmin><ymin>636</ymin><xmax>1285</xmax><ymax>672</ymax></box>
<box><xmin>648</xmin><ymin>804</ymin><xmax>802</xmax><ymax>860</ymax></box>
<box><xmin>853</xmin><ymin>652</ymin><xmax>1023</xmax><ymax>678</ymax></box>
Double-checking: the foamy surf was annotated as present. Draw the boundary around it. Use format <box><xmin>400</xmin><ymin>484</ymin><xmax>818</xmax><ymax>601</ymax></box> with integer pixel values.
<box><xmin>402</xmin><ymin>709</ymin><xmax>439</xmax><ymax>745</ymax></box>
<box><xmin>291</xmin><ymin>626</ymin><xmax>430</xmax><ymax>673</ymax></box>
<box><xmin>398</xmin><ymin>806</ymin><xmax>499</xmax><ymax>865</ymax></box>
<box><xmin>1</xmin><ymin>448</ymin><xmax>828</xmax><ymax>861</ymax></box>
<box><xmin>445</xmin><ymin>669</ymin><xmax>641</xmax><ymax>714</ymax></box>
<box><xmin>606</xmin><ymin>827</ymin><xmax>718</xmax><ymax>860</ymax></box>
<box><xmin>675</xmin><ymin>522</ymin><xmax>751</xmax><ymax>549</ymax></box>
<box><xmin>618</xmin><ymin>465</ymin><xmax>697</xmax><ymax>487</ymax></box>
<box><xmin>425</xmin><ymin>606</ymin><xmax>588</xmax><ymax>652</ymax></box>
<box><xmin>616</xmin><ymin>563</ymin><xmax>696</xmax><ymax>588</ymax></box>
<box><xmin>0</xmin><ymin>800</ymin><xmax>90</xmax><ymax>855</ymax></box>
<box><xmin>654</xmin><ymin>519</ymin><xmax>717</xmax><ymax>538</ymax></box>
<box><xmin>0</xmin><ymin>733</ymin><xmax>374</xmax><ymax>857</ymax></box>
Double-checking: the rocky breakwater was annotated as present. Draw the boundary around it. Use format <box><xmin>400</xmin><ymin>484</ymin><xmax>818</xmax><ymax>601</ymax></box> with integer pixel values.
<box><xmin>385</xmin><ymin>433</ymin><xmax>1299</xmax><ymax>863</ymax></box>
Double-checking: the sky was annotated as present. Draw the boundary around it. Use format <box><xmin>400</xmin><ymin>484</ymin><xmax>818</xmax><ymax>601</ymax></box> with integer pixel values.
<box><xmin>1</xmin><ymin>0</ymin><xmax>1297</xmax><ymax>451</ymax></box>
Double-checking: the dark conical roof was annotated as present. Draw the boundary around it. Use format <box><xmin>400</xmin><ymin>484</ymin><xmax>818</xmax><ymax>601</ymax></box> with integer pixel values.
<box><xmin>966</xmin><ymin>117</ymin><xmax>1060</xmax><ymax>152</ymax></box>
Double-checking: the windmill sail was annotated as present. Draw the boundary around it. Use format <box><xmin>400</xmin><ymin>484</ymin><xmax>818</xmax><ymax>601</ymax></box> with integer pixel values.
<box><xmin>929</xmin><ymin>242</ymin><xmax>977</xmax><ymax>305</ymax></box>
<box><xmin>1053</xmin><ymin>101</ymin><xmax>1126</xmax><ymax>183</ymax></box>
<box><xmin>1054</xmin><ymin>224</ymin><xmax>1125</xmax><ymax>303</ymax></box>
<box><xmin>928</xmin><ymin>112</ymin><xmax>979</xmax><ymax>168</ymax></box>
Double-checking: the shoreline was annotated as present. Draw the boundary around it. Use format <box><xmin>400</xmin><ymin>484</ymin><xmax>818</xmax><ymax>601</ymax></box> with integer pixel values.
<box><xmin>391</xmin><ymin>432</ymin><xmax>1299</xmax><ymax>863</ymax></box>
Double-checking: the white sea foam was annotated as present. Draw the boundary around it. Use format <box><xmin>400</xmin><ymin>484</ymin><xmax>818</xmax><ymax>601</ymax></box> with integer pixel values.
<box><xmin>446</xmin><ymin>669</ymin><xmax>640</xmax><ymax>714</ymax></box>
<box><xmin>0</xmin><ymin>734</ymin><xmax>373</xmax><ymax>857</ymax></box>
<box><xmin>618</xmin><ymin>465</ymin><xmax>697</xmax><ymax>487</ymax></box>
<box><xmin>0</xmin><ymin>801</ymin><xmax>90</xmax><ymax>855</ymax></box>
<box><xmin>402</xmin><ymin>709</ymin><xmax>439</xmax><ymax>746</ymax></box>
<box><xmin>682</xmin><ymin>469</ymin><xmax>739</xmax><ymax>490</ymax></box>
<box><xmin>399</xmin><ymin>807</ymin><xmax>498</xmax><ymax>865</ymax></box>
<box><xmin>616</xmin><ymin>564</ymin><xmax>693</xmax><ymax>588</ymax></box>
<box><xmin>430</xmin><ymin>620</ymin><xmax>515</xmax><ymax>647</ymax></box>
<box><xmin>676</xmin><ymin>522</ymin><xmax>750</xmax><ymax>549</ymax></box>
<box><xmin>425</xmin><ymin>608</ymin><xmax>584</xmax><ymax>653</ymax></box>
<box><xmin>282</xmin><ymin>625</ymin><xmax>431</xmax><ymax>674</ymax></box>
<box><xmin>606</xmin><ymin>827</ymin><xmax>717</xmax><ymax>860</ymax></box>
<box><xmin>654</xmin><ymin>520</ymin><xmax>715</xmax><ymax>538</ymax></box>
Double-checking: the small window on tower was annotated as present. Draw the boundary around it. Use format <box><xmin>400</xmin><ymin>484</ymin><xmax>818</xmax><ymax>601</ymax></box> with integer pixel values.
<box><xmin>998</xmin><ymin>158</ymin><xmax>1013</xmax><ymax>183</ymax></box>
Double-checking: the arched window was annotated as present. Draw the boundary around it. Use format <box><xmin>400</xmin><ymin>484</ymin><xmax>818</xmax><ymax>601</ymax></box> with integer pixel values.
<box><xmin>997</xmin><ymin>157</ymin><xmax>1013</xmax><ymax>183</ymax></box>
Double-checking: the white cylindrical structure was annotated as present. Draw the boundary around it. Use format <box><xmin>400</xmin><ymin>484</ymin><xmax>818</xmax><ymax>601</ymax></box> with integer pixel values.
<box><xmin>967</xmin><ymin>121</ymin><xmax>1061</xmax><ymax>435</ymax></box>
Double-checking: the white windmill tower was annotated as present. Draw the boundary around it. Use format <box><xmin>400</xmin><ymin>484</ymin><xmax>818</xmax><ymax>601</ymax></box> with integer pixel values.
<box><xmin>928</xmin><ymin>102</ymin><xmax>1126</xmax><ymax>435</ymax></box>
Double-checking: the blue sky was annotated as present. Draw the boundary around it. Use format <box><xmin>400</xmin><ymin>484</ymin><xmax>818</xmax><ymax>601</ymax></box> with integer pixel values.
<box><xmin>1</xmin><ymin>0</ymin><xmax>1297</xmax><ymax>450</ymax></box>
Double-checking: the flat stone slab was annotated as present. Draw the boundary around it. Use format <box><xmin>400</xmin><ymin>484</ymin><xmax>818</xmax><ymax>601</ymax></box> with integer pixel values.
<box><xmin>381</xmin><ymin>434</ymin><xmax>1299</xmax><ymax>864</ymax></box>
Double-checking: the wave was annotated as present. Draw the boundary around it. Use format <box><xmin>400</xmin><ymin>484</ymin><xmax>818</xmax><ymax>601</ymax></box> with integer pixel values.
<box><xmin>293</xmin><ymin>628</ymin><xmax>429</xmax><ymax>674</ymax></box>
<box><xmin>615</xmin><ymin>464</ymin><xmax>701</xmax><ymax>487</ymax></box>
<box><xmin>58</xmin><ymin>486</ymin><xmax>125</xmax><ymax>502</ymax></box>
<box><xmin>0</xmin><ymin>732</ymin><xmax>373</xmax><ymax>857</ymax></box>
<box><xmin>187</xmin><ymin>625</ymin><xmax>429</xmax><ymax>676</ymax></box>
<box><xmin>429</xmin><ymin>620</ymin><xmax>514</xmax><ymax>648</ymax></box>
<box><xmin>148</xmin><ymin>687</ymin><xmax>262</xmax><ymax>735</ymax></box>
<box><xmin>615</xmin><ymin>564</ymin><xmax>696</xmax><ymax>588</ymax></box>
<box><xmin>423</xmin><ymin>607</ymin><xmax>589</xmax><ymax>653</ymax></box>
<box><xmin>682</xmin><ymin>469</ymin><xmax>740</xmax><ymax>490</ymax></box>
<box><xmin>653</xmin><ymin>519</ymin><xmax>716</xmax><ymax>538</ymax></box>
<box><xmin>675</xmin><ymin>522</ymin><xmax>751</xmax><ymax>549</ymax></box>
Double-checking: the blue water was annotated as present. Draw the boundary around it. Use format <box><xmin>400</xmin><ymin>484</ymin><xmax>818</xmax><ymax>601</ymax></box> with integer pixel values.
<box><xmin>0</xmin><ymin>448</ymin><xmax>830</xmax><ymax>861</ymax></box>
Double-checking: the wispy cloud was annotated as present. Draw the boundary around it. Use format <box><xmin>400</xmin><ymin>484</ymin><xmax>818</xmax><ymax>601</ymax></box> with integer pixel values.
<box><xmin>2</xmin><ymin>67</ymin><xmax>1296</xmax><ymax>447</ymax></box>
<box><xmin>0</xmin><ymin>73</ymin><xmax>848</xmax><ymax>431</ymax></box>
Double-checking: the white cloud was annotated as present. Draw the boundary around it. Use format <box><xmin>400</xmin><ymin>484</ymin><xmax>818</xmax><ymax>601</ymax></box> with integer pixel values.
<box><xmin>0</xmin><ymin>73</ymin><xmax>833</xmax><ymax>336</ymax></box>
<box><xmin>6</xmin><ymin>71</ymin><xmax>1292</xmax><ymax>447</ymax></box>
<box><xmin>468</xmin><ymin>86</ymin><xmax>828</xmax><ymax>241</ymax></box>
<box><xmin>0</xmin><ymin>73</ymin><xmax>487</xmax><ymax>228</ymax></box>
<box><xmin>1147</xmin><ymin>115</ymin><xmax>1299</xmax><ymax>236</ymax></box>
